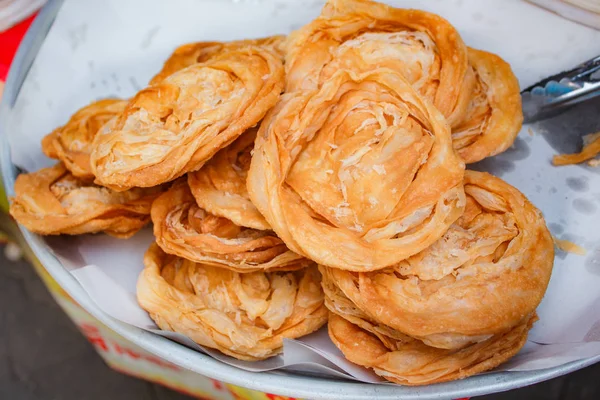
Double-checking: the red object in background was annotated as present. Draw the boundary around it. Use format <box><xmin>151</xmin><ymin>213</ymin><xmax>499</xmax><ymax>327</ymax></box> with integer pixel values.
<box><xmin>0</xmin><ymin>13</ymin><xmax>37</xmax><ymax>81</ymax></box>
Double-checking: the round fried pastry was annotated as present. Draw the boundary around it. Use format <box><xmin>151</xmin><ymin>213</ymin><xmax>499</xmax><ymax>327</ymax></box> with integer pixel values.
<box><xmin>452</xmin><ymin>49</ymin><xmax>523</xmax><ymax>163</ymax></box>
<box><xmin>285</xmin><ymin>0</ymin><xmax>474</xmax><ymax>127</ymax></box>
<box><xmin>328</xmin><ymin>312</ymin><xmax>534</xmax><ymax>386</ymax></box>
<box><xmin>320</xmin><ymin>265</ymin><xmax>416</xmax><ymax>350</ymax></box>
<box><xmin>91</xmin><ymin>45</ymin><xmax>284</xmax><ymax>191</ymax></box>
<box><xmin>9</xmin><ymin>163</ymin><xmax>161</xmax><ymax>238</ymax></box>
<box><xmin>322</xmin><ymin>170</ymin><xmax>553</xmax><ymax>349</ymax></box>
<box><xmin>152</xmin><ymin>180</ymin><xmax>309</xmax><ymax>273</ymax></box>
<box><xmin>137</xmin><ymin>243</ymin><xmax>328</xmax><ymax>360</ymax></box>
<box><xmin>149</xmin><ymin>35</ymin><xmax>285</xmax><ymax>85</ymax></box>
<box><xmin>248</xmin><ymin>66</ymin><xmax>465</xmax><ymax>271</ymax></box>
<box><xmin>41</xmin><ymin>99</ymin><xmax>127</xmax><ymax>179</ymax></box>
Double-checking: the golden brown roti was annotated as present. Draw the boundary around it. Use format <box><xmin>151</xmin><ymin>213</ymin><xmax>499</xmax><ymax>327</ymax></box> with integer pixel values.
<box><xmin>248</xmin><ymin>64</ymin><xmax>465</xmax><ymax>271</ymax></box>
<box><xmin>328</xmin><ymin>312</ymin><xmax>534</xmax><ymax>386</ymax></box>
<box><xmin>152</xmin><ymin>180</ymin><xmax>310</xmax><ymax>273</ymax></box>
<box><xmin>10</xmin><ymin>163</ymin><xmax>161</xmax><ymax>238</ymax></box>
<box><xmin>91</xmin><ymin>45</ymin><xmax>284</xmax><ymax>191</ymax></box>
<box><xmin>322</xmin><ymin>171</ymin><xmax>553</xmax><ymax>349</ymax></box>
<box><xmin>41</xmin><ymin>99</ymin><xmax>127</xmax><ymax>179</ymax></box>
<box><xmin>188</xmin><ymin>128</ymin><xmax>269</xmax><ymax>230</ymax></box>
<box><xmin>452</xmin><ymin>49</ymin><xmax>523</xmax><ymax>163</ymax></box>
<box><xmin>137</xmin><ymin>243</ymin><xmax>327</xmax><ymax>360</ymax></box>
<box><xmin>285</xmin><ymin>0</ymin><xmax>474</xmax><ymax>127</ymax></box>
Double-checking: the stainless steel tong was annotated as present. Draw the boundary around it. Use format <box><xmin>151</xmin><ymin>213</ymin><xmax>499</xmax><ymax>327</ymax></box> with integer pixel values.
<box><xmin>521</xmin><ymin>55</ymin><xmax>600</xmax><ymax>123</ymax></box>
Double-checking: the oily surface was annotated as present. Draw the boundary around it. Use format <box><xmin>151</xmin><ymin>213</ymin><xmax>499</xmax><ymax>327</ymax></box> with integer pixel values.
<box><xmin>152</xmin><ymin>181</ymin><xmax>310</xmax><ymax>273</ymax></box>
<box><xmin>248</xmin><ymin>65</ymin><xmax>465</xmax><ymax>271</ymax></box>
<box><xmin>285</xmin><ymin>0</ymin><xmax>474</xmax><ymax>127</ymax></box>
<box><xmin>91</xmin><ymin>45</ymin><xmax>284</xmax><ymax>191</ymax></box>
<box><xmin>452</xmin><ymin>49</ymin><xmax>523</xmax><ymax>163</ymax></box>
<box><xmin>322</xmin><ymin>171</ymin><xmax>554</xmax><ymax>349</ymax></box>
<box><xmin>188</xmin><ymin>128</ymin><xmax>270</xmax><ymax>230</ymax></box>
<box><xmin>137</xmin><ymin>243</ymin><xmax>327</xmax><ymax>360</ymax></box>
<box><xmin>41</xmin><ymin>99</ymin><xmax>127</xmax><ymax>180</ymax></box>
<box><xmin>9</xmin><ymin>163</ymin><xmax>161</xmax><ymax>238</ymax></box>
<box><xmin>328</xmin><ymin>312</ymin><xmax>534</xmax><ymax>386</ymax></box>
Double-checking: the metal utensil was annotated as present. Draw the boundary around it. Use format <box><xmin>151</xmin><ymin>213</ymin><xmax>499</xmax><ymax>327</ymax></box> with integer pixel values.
<box><xmin>521</xmin><ymin>55</ymin><xmax>600</xmax><ymax>123</ymax></box>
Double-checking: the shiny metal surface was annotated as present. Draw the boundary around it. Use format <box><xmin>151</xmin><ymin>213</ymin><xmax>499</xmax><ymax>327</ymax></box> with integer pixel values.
<box><xmin>521</xmin><ymin>54</ymin><xmax>600</xmax><ymax>123</ymax></box>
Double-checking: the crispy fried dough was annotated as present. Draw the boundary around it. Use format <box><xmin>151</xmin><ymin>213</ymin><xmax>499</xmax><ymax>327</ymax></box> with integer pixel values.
<box><xmin>188</xmin><ymin>128</ymin><xmax>269</xmax><ymax>230</ymax></box>
<box><xmin>328</xmin><ymin>312</ymin><xmax>534</xmax><ymax>386</ymax></box>
<box><xmin>452</xmin><ymin>49</ymin><xmax>523</xmax><ymax>163</ymax></box>
<box><xmin>152</xmin><ymin>181</ymin><xmax>310</xmax><ymax>273</ymax></box>
<box><xmin>91</xmin><ymin>45</ymin><xmax>284</xmax><ymax>190</ymax></box>
<box><xmin>10</xmin><ymin>163</ymin><xmax>161</xmax><ymax>238</ymax></box>
<box><xmin>285</xmin><ymin>0</ymin><xmax>474</xmax><ymax>127</ymax></box>
<box><xmin>41</xmin><ymin>99</ymin><xmax>127</xmax><ymax>179</ymax></box>
<box><xmin>322</xmin><ymin>171</ymin><xmax>553</xmax><ymax>349</ymax></box>
<box><xmin>137</xmin><ymin>243</ymin><xmax>327</xmax><ymax>360</ymax></box>
<box><xmin>149</xmin><ymin>35</ymin><xmax>285</xmax><ymax>85</ymax></box>
<box><xmin>248</xmin><ymin>66</ymin><xmax>465</xmax><ymax>271</ymax></box>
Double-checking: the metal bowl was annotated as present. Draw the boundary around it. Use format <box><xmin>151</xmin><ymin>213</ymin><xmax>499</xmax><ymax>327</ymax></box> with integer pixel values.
<box><xmin>1</xmin><ymin>1</ymin><xmax>599</xmax><ymax>398</ymax></box>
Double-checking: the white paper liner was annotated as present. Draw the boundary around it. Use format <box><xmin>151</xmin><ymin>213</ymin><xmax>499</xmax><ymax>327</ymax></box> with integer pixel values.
<box><xmin>6</xmin><ymin>0</ymin><xmax>600</xmax><ymax>385</ymax></box>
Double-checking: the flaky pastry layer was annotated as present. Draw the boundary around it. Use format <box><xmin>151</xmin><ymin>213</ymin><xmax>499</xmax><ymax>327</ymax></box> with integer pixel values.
<box><xmin>452</xmin><ymin>49</ymin><xmax>523</xmax><ymax>163</ymax></box>
<box><xmin>152</xmin><ymin>180</ymin><xmax>310</xmax><ymax>273</ymax></box>
<box><xmin>41</xmin><ymin>99</ymin><xmax>127</xmax><ymax>180</ymax></box>
<box><xmin>248</xmin><ymin>66</ymin><xmax>465</xmax><ymax>271</ymax></box>
<box><xmin>137</xmin><ymin>243</ymin><xmax>328</xmax><ymax>360</ymax></box>
<box><xmin>149</xmin><ymin>35</ymin><xmax>285</xmax><ymax>85</ymax></box>
<box><xmin>322</xmin><ymin>170</ymin><xmax>553</xmax><ymax>349</ymax></box>
<box><xmin>285</xmin><ymin>0</ymin><xmax>474</xmax><ymax>127</ymax></box>
<box><xmin>328</xmin><ymin>312</ymin><xmax>534</xmax><ymax>386</ymax></box>
<box><xmin>553</xmin><ymin>131</ymin><xmax>600</xmax><ymax>166</ymax></box>
<box><xmin>9</xmin><ymin>163</ymin><xmax>161</xmax><ymax>238</ymax></box>
<box><xmin>90</xmin><ymin>45</ymin><xmax>284</xmax><ymax>191</ymax></box>
<box><xmin>188</xmin><ymin>128</ymin><xmax>269</xmax><ymax>230</ymax></box>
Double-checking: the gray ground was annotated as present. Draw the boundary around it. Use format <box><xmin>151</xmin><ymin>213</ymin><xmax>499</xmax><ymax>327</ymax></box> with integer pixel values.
<box><xmin>1</xmin><ymin>244</ymin><xmax>598</xmax><ymax>400</ymax></box>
